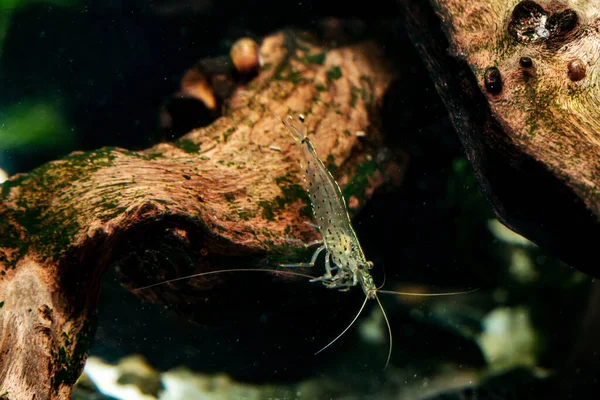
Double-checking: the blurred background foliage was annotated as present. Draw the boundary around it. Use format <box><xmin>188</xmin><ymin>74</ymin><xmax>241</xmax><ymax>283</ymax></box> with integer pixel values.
<box><xmin>0</xmin><ymin>99</ymin><xmax>71</xmax><ymax>149</ymax></box>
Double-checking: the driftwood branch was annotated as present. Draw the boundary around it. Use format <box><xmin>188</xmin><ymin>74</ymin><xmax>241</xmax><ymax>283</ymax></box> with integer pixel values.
<box><xmin>400</xmin><ymin>0</ymin><xmax>600</xmax><ymax>277</ymax></box>
<box><xmin>0</xmin><ymin>31</ymin><xmax>397</xmax><ymax>399</ymax></box>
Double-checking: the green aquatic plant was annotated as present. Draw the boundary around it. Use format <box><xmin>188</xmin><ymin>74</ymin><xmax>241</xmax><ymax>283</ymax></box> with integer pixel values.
<box><xmin>0</xmin><ymin>100</ymin><xmax>74</xmax><ymax>151</ymax></box>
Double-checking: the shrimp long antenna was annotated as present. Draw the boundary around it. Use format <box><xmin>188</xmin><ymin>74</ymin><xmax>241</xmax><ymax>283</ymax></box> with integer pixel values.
<box><xmin>374</xmin><ymin>293</ymin><xmax>393</xmax><ymax>370</ymax></box>
<box><xmin>376</xmin><ymin>266</ymin><xmax>387</xmax><ymax>290</ymax></box>
<box><xmin>134</xmin><ymin>268</ymin><xmax>318</xmax><ymax>290</ymax></box>
<box><xmin>377</xmin><ymin>288</ymin><xmax>479</xmax><ymax>297</ymax></box>
<box><xmin>315</xmin><ymin>294</ymin><xmax>369</xmax><ymax>356</ymax></box>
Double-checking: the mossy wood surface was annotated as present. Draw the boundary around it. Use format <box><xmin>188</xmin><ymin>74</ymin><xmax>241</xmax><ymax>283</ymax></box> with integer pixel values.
<box><xmin>401</xmin><ymin>0</ymin><xmax>600</xmax><ymax>276</ymax></box>
<box><xmin>0</xmin><ymin>31</ymin><xmax>396</xmax><ymax>399</ymax></box>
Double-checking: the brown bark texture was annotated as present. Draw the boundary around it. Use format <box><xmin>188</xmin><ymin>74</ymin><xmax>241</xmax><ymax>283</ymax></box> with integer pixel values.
<box><xmin>0</xmin><ymin>31</ymin><xmax>397</xmax><ymax>399</ymax></box>
<box><xmin>400</xmin><ymin>0</ymin><xmax>600</xmax><ymax>276</ymax></box>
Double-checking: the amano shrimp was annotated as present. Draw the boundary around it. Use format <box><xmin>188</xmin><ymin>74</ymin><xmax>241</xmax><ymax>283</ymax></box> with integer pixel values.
<box><xmin>280</xmin><ymin>113</ymin><xmax>374</xmax><ymax>289</ymax></box>
<box><xmin>280</xmin><ymin>113</ymin><xmax>475</xmax><ymax>367</ymax></box>
<box><xmin>278</xmin><ymin>112</ymin><xmax>393</xmax><ymax>361</ymax></box>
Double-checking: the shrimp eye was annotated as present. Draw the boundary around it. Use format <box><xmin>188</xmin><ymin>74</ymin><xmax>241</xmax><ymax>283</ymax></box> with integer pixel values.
<box><xmin>298</xmin><ymin>114</ymin><xmax>305</xmax><ymax>123</ymax></box>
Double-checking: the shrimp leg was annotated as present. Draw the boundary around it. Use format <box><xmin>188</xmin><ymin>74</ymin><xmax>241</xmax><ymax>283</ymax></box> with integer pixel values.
<box><xmin>282</xmin><ymin>238</ymin><xmax>324</xmax><ymax>248</ymax></box>
<box><xmin>304</xmin><ymin>221</ymin><xmax>321</xmax><ymax>231</ymax></box>
<box><xmin>279</xmin><ymin>244</ymin><xmax>326</xmax><ymax>268</ymax></box>
<box><xmin>324</xmin><ymin>251</ymin><xmax>333</xmax><ymax>278</ymax></box>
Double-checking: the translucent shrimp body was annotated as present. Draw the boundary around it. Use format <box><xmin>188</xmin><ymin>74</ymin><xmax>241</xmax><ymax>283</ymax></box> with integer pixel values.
<box><xmin>282</xmin><ymin>113</ymin><xmax>376</xmax><ymax>297</ymax></box>
<box><xmin>281</xmin><ymin>112</ymin><xmax>395</xmax><ymax>365</ymax></box>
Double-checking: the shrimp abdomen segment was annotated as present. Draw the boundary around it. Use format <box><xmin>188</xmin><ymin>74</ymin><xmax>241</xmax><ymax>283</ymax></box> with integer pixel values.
<box><xmin>301</xmin><ymin>144</ymin><xmax>349</xmax><ymax>232</ymax></box>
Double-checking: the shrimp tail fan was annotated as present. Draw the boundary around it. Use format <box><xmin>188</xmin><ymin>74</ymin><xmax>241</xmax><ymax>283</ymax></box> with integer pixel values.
<box><xmin>282</xmin><ymin>113</ymin><xmax>308</xmax><ymax>142</ymax></box>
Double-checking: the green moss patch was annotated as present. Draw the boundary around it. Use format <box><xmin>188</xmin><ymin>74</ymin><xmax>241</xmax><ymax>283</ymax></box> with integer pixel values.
<box><xmin>303</xmin><ymin>53</ymin><xmax>326</xmax><ymax>65</ymax></box>
<box><xmin>342</xmin><ymin>158</ymin><xmax>380</xmax><ymax>202</ymax></box>
<box><xmin>326</xmin><ymin>66</ymin><xmax>342</xmax><ymax>81</ymax></box>
<box><xmin>258</xmin><ymin>176</ymin><xmax>311</xmax><ymax>221</ymax></box>
<box><xmin>174</xmin><ymin>138</ymin><xmax>201</xmax><ymax>154</ymax></box>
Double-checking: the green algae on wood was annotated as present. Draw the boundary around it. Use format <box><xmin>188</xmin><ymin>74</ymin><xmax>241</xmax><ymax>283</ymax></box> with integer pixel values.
<box><xmin>342</xmin><ymin>158</ymin><xmax>380</xmax><ymax>202</ymax></box>
<box><xmin>174</xmin><ymin>138</ymin><xmax>201</xmax><ymax>153</ymax></box>
<box><xmin>303</xmin><ymin>53</ymin><xmax>326</xmax><ymax>65</ymax></box>
<box><xmin>258</xmin><ymin>180</ymin><xmax>311</xmax><ymax>222</ymax></box>
<box><xmin>326</xmin><ymin>66</ymin><xmax>343</xmax><ymax>80</ymax></box>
